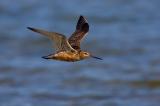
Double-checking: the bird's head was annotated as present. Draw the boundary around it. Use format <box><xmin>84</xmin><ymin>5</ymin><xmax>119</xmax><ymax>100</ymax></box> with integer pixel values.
<box><xmin>80</xmin><ymin>51</ymin><xmax>90</xmax><ymax>59</ymax></box>
<box><xmin>80</xmin><ymin>51</ymin><xmax>102</xmax><ymax>60</ymax></box>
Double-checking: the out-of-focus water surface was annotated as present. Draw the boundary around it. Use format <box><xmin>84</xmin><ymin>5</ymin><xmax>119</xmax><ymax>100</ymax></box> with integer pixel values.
<box><xmin>0</xmin><ymin>0</ymin><xmax>160</xmax><ymax>106</ymax></box>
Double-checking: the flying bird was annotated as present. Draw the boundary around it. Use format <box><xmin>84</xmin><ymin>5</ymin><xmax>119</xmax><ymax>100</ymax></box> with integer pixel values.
<box><xmin>27</xmin><ymin>15</ymin><xmax>102</xmax><ymax>62</ymax></box>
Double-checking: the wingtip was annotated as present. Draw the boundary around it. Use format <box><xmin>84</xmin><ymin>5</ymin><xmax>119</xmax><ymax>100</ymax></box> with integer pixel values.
<box><xmin>27</xmin><ymin>27</ymin><xmax>34</xmax><ymax>31</ymax></box>
<box><xmin>79</xmin><ymin>15</ymin><xmax>84</xmax><ymax>18</ymax></box>
<box><xmin>79</xmin><ymin>15</ymin><xmax>86</xmax><ymax>20</ymax></box>
<box><xmin>82</xmin><ymin>23</ymin><xmax>89</xmax><ymax>32</ymax></box>
<box><xmin>76</xmin><ymin>15</ymin><xmax>88</xmax><ymax>31</ymax></box>
<box><xmin>27</xmin><ymin>27</ymin><xmax>39</xmax><ymax>33</ymax></box>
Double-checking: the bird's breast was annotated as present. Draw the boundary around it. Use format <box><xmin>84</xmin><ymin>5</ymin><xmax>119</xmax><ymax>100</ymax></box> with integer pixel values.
<box><xmin>54</xmin><ymin>51</ymin><xmax>80</xmax><ymax>62</ymax></box>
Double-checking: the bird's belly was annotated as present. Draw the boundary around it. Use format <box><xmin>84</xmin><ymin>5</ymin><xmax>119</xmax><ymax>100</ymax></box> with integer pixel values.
<box><xmin>54</xmin><ymin>52</ymin><xmax>80</xmax><ymax>62</ymax></box>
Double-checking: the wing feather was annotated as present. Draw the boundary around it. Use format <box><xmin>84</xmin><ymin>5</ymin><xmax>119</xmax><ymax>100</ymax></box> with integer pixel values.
<box><xmin>68</xmin><ymin>16</ymin><xmax>89</xmax><ymax>50</ymax></box>
<box><xmin>27</xmin><ymin>27</ymin><xmax>76</xmax><ymax>52</ymax></box>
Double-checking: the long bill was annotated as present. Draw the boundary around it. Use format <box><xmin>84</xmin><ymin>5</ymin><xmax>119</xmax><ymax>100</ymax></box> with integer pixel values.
<box><xmin>90</xmin><ymin>55</ymin><xmax>103</xmax><ymax>60</ymax></box>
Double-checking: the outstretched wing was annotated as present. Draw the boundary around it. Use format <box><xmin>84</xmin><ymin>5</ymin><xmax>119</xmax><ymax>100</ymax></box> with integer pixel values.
<box><xmin>68</xmin><ymin>15</ymin><xmax>89</xmax><ymax>50</ymax></box>
<box><xmin>27</xmin><ymin>27</ymin><xmax>76</xmax><ymax>52</ymax></box>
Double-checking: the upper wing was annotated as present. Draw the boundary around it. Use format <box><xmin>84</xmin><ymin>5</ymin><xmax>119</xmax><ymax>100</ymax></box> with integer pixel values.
<box><xmin>68</xmin><ymin>15</ymin><xmax>89</xmax><ymax>50</ymax></box>
<box><xmin>27</xmin><ymin>27</ymin><xmax>76</xmax><ymax>52</ymax></box>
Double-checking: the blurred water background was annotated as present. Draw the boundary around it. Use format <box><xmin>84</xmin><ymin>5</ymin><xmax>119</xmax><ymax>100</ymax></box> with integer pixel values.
<box><xmin>0</xmin><ymin>0</ymin><xmax>160</xmax><ymax>106</ymax></box>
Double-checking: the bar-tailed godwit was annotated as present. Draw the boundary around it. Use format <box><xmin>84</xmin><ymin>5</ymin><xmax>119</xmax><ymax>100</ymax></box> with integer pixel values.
<box><xmin>27</xmin><ymin>15</ymin><xmax>102</xmax><ymax>62</ymax></box>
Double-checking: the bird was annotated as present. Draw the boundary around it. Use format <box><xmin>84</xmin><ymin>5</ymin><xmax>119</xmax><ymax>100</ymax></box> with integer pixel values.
<box><xmin>27</xmin><ymin>15</ymin><xmax>102</xmax><ymax>62</ymax></box>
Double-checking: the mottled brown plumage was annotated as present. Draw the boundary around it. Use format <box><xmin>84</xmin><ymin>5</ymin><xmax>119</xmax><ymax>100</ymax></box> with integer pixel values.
<box><xmin>69</xmin><ymin>16</ymin><xmax>89</xmax><ymax>51</ymax></box>
<box><xmin>27</xmin><ymin>15</ymin><xmax>102</xmax><ymax>62</ymax></box>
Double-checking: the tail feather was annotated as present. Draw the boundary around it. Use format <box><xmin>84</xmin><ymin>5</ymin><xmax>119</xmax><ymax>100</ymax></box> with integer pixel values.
<box><xmin>42</xmin><ymin>54</ymin><xmax>54</xmax><ymax>59</ymax></box>
<box><xmin>42</xmin><ymin>56</ymin><xmax>50</xmax><ymax>59</ymax></box>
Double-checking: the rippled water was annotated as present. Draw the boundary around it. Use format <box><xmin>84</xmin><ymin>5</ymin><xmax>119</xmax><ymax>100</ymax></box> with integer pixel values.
<box><xmin>0</xmin><ymin>0</ymin><xmax>160</xmax><ymax>106</ymax></box>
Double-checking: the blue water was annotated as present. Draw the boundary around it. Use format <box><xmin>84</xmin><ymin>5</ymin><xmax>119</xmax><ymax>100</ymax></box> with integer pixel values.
<box><xmin>0</xmin><ymin>0</ymin><xmax>160</xmax><ymax>106</ymax></box>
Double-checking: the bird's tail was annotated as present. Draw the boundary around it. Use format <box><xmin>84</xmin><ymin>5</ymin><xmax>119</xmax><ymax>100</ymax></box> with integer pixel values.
<box><xmin>42</xmin><ymin>54</ymin><xmax>54</xmax><ymax>59</ymax></box>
